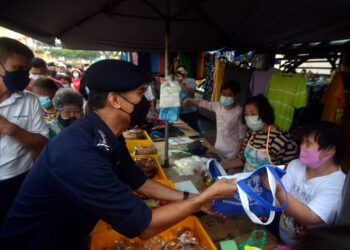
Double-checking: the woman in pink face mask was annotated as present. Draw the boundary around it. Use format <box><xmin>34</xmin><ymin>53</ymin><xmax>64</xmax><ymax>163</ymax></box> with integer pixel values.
<box><xmin>262</xmin><ymin>122</ymin><xmax>346</xmax><ymax>245</ymax></box>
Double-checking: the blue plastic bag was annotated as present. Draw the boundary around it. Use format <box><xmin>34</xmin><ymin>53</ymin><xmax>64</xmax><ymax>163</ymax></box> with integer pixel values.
<box><xmin>208</xmin><ymin>162</ymin><xmax>288</xmax><ymax>225</ymax></box>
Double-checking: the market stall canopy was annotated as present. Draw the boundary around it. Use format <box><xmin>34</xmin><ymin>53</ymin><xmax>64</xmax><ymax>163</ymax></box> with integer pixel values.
<box><xmin>1</xmin><ymin>0</ymin><xmax>350</xmax><ymax>51</ymax></box>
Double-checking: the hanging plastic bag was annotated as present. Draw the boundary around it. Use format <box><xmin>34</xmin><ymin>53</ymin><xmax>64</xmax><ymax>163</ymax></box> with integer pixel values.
<box><xmin>208</xmin><ymin>163</ymin><xmax>288</xmax><ymax>225</ymax></box>
<box><xmin>159</xmin><ymin>79</ymin><xmax>181</xmax><ymax>121</ymax></box>
<box><xmin>158</xmin><ymin>107</ymin><xmax>180</xmax><ymax>121</ymax></box>
<box><xmin>159</xmin><ymin>79</ymin><xmax>181</xmax><ymax>108</ymax></box>
<box><xmin>238</xmin><ymin>230</ymin><xmax>267</xmax><ymax>250</ymax></box>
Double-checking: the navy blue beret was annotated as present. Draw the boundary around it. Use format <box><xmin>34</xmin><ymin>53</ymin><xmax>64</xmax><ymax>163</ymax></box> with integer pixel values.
<box><xmin>85</xmin><ymin>60</ymin><xmax>152</xmax><ymax>92</ymax></box>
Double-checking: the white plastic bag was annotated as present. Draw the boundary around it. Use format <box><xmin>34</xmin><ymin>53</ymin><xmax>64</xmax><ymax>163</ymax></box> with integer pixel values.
<box><xmin>159</xmin><ymin>79</ymin><xmax>181</xmax><ymax>108</ymax></box>
<box><xmin>173</xmin><ymin>156</ymin><xmax>204</xmax><ymax>176</ymax></box>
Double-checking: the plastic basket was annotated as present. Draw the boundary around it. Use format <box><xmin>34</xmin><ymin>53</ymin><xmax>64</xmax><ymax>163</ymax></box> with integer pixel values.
<box><xmin>125</xmin><ymin>130</ymin><xmax>153</xmax><ymax>148</ymax></box>
<box><xmin>90</xmin><ymin>220</ymin><xmax>110</xmax><ymax>236</ymax></box>
<box><xmin>132</xmin><ymin>155</ymin><xmax>167</xmax><ymax>180</ymax></box>
<box><xmin>90</xmin><ymin>216</ymin><xmax>217</xmax><ymax>250</ymax></box>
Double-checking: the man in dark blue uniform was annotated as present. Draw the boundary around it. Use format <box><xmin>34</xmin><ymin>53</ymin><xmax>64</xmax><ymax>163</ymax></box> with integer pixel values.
<box><xmin>0</xmin><ymin>60</ymin><xmax>237</xmax><ymax>250</ymax></box>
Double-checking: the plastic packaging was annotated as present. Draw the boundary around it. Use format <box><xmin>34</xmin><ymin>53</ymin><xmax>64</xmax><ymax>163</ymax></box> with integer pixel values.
<box><xmin>173</xmin><ymin>156</ymin><xmax>204</xmax><ymax>176</ymax></box>
<box><xmin>133</xmin><ymin>145</ymin><xmax>157</xmax><ymax>155</ymax></box>
<box><xmin>134</xmin><ymin>157</ymin><xmax>158</xmax><ymax>179</ymax></box>
<box><xmin>238</xmin><ymin>230</ymin><xmax>267</xmax><ymax>250</ymax></box>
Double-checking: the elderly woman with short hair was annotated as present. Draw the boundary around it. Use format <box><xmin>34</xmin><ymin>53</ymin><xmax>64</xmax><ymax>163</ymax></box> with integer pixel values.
<box><xmin>48</xmin><ymin>88</ymin><xmax>83</xmax><ymax>138</ymax></box>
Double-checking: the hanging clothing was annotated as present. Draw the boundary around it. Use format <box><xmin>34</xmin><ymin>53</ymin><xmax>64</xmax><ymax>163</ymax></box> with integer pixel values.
<box><xmin>250</xmin><ymin>67</ymin><xmax>280</xmax><ymax>96</ymax></box>
<box><xmin>138</xmin><ymin>52</ymin><xmax>152</xmax><ymax>74</ymax></box>
<box><xmin>239</xmin><ymin>126</ymin><xmax>299</xmax><ymax>172</ymax></box>
<box><xmin>179</xmin><ymin>53</ymin><xmax>194</xmax><ymax>78</ymax></box>
<box><xmin>199</xmin><ymin>57</ymin><xmax>215</xmax><ymax>101</ymax></box>
<box><xmin>223</xmin><ymin>65</ymin><xmax>253</xmax><ymax>107</ymax></box>
<box><xmin>266</xmin><ymin>72</ymin><xmax>307</xmax><ymax>131</ymax></box>
<box><xmin>341</xmin><ymin>94</ymin><xmax>350</xmax><ymax>172</ymax></box>
<box><xmin>159</xmin><ymin>53</ymin><xmax>165</xmax><ymax>74</ymax></box>
<box><xmin>150</xmin><ymin>53</ymin><xmax>160</xmax><ymax>73</ymax></box>
<box><xmin>211</xmin><ymin>59</ymin><xmax>226</xmax><ymax>102</ymax></box>
<box><xmin>320</xmin><ymin>72</ymin><xmax>346</xmax><ymax>122</ymax></box>
<box><xmin>130</xmin><ymin>52</ymin><xmax>139</xmax><ymax>65</ymax></box>
<box><xmin>196</xmin><ymin>52</ymin><xmax>206</xmax><ymax>79</ymax></box>
<box><xmin>120</xmin><ymin>52</ymin><xmax>129</xmax><ymax>61</ymax></box>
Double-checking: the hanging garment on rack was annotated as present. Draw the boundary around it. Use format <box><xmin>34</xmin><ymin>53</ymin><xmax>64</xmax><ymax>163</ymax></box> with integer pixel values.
<box><xmin>266</xmin><ymin>72</ymin><xmax>307</xmax><ymax>131</ymax></box>
<box><xmin>320</xmin><ymin>72</ymin><xmax>346</xmax><ymax>122</ymax></box>
<box><xmin>121</xmin><ymin>52</ymin><xmax>129</xmax><ymax>61</ymax></box>
<box><xmin>196</xmin><ymin>52</ymin><xmax>205</xmax><ymax>79</ymax></box>
<box><xmin>224</xmin><ymin>65</ymin><xmax>253</xmax><ymax>107</ymax></box>
<box><xmin>159</xmin><ymin>53</ymin><xmax>165</xmax><ymax>74</ymax></box>
<box><xmin>341</xmin><ymin>93</ymin><xmax>350</xmax><ymax>172</ymax></box>
<box><xmin>211</xmin><ymin>58</ymin><xmax>226</xmax><ymax>102</ymax></box>
<box><xmin>130</xmin><ymin>52</ymin><xmax>139</xmax><ymax>65</ymax></box>
<box><xmin>250</xmin><ymin>67</ymin><xmax>280</xmax><ymax>96</ymax></box>
<box><xmin>198</xmin><ymin>58</ymin><xmax>215</xmax><ymax>101</ymax></box>
<box><xmin>151</xmin><ymin>52</ymin><xmax>160</xmax><ymax>73</ymax></box>
<box><xmin>138</xmin><ymin>52</ymin><xmax>152</xmax><ymax>74</ymax></box>
<box><xmin>179</xmin><ymin>53</ymin><xmax>194</xmax><ymax>78</ymax></box>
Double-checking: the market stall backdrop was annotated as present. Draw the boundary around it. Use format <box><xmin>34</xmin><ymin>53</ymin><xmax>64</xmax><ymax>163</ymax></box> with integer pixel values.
<box><xmin>1</xmin><ymin>0</ymin><xmax>350</xmax><ymax>226</ymax></box>
<box><xmin>1</xmin><ymin>0</ymin><xmax>350</xmax><ymax>52</ymax></box>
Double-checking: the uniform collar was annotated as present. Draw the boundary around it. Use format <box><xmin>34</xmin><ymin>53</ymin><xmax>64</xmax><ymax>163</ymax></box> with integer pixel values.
<box><xmin>86</xmin><ymin>111</ymin><xmax>124</xmax><ymax>153</ymax></box>
<box><xmin>0</xmin><ymin>91</ymin><xmax>23</xmax><ymax>108</ymax></box>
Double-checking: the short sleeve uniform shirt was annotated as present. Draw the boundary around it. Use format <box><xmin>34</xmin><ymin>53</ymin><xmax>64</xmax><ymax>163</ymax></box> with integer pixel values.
<box><xmin>0</xmin><ymin>111</ymin><xmax>151</xmax><ymax>250</ymax></box>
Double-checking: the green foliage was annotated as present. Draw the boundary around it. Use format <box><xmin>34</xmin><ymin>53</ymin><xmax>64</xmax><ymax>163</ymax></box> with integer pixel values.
<box><xmin>49</xmin><ymin>48</ymin><xmax>100</xmax><ymax>60</ymax></box>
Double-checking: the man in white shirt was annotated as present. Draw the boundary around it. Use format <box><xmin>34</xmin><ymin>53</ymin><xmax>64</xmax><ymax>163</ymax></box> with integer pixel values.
<box><xmin>144</xmin><ymin>85</ymin><xmax>157</xmax><ymax>117</ymax></box>
<box><xmin>0</xmin><ymin>37</ymin><xmax>49</xmax><ymax>225</ymax></box>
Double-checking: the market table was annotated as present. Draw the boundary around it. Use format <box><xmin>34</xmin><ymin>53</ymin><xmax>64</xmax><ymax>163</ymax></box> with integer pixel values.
<box><xmin>153</xmin><ymin>124</ymin><xmax>281</xmax><ymax>250</ymax></box>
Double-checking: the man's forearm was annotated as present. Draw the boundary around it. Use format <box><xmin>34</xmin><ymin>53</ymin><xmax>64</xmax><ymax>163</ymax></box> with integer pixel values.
<box><xmin>136</xmin><ymin>179</ymin><xmax>184</xmax><ymax>202</ymax></box>
<box><xmin>9</xmin><ymin>124</ymin><xmax>48</xmax><ymax>152</ymax></box>
<box><xmin>138</xmin><ymin>192</ymin><xmax>207</xmax><ymax>239</ymax></box>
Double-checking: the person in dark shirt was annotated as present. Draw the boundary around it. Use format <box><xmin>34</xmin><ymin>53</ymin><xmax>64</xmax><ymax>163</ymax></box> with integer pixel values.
<box><xmin>0</xmin><ymin>60</ymin><xmax>237</xmax><ymax>250</ymax></box>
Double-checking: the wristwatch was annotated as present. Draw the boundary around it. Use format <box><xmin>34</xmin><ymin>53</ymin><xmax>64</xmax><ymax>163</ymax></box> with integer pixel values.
<box><xmin>183</xmin><ymin>191</ymin><xmax>190</xmax><ymax>200</ymax></box>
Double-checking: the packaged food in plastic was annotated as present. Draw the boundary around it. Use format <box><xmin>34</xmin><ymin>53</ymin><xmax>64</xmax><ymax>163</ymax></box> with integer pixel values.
<box><xmin>133</xmin><ymin>145</ymin><xmax>157</xmax><ymax>155</ymax></box>
<box><xmin>174</xmin><ymin>227</ymin><xmax>200</xmax><ymax>246</ymax></box>
<box><xmin>164</xmin><ymin>239</ymin><xmax>185</xmax><ymax>250</ymax></box>
<box><xmin>134</xmin><ymin>157</ymin><xmax>157</xmax><ymax>179</ymax></box>
<box><xmin>173</xmin><ymin>156</ymin><xmax>204</xmax><ymax>176</ymax></box>
<box><xmin>122</xmin><ymin>129</ymin><xmax>146</xmax><ymax>140</ymax></box>
<box><xmin>122</xmin><ymin>131</ymin><xmax>137</xmax><ymax>140</ymax></box>
<box><xmin>115</xmin><ymin>238</ymin><xmax>142</xmax><ymax>250</ymax></box>
<box><xmin>144</xmin><ymin>235</ymin><xmax>166</xmax><ymax>249</ymax></box>
<box><xmin>129</xmin><ymin>128</ymin><xmax>146</xmax><ymax>139</ymax></box>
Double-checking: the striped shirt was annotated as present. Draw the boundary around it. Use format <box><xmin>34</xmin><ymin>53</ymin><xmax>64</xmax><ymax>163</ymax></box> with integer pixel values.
<box><xmin>266</xmin><ymin>72</ymin><xmax>307</xmax><ymax>131</ymax></box>
<box><xmin>239</xmin><ymin>127</ymin><xmax>299</xmax><ymax>166</ymax></box>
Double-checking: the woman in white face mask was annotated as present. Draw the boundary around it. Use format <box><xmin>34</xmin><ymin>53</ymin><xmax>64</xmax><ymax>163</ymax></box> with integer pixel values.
<box><xmin>222</xmin><ymin>94</ymin><xmax>299</xmax><ymax>172</ymax></box>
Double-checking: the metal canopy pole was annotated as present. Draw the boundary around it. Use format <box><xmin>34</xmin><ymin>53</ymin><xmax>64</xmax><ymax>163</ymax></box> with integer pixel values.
<box><xmin>164</xmin><ymin>1</ymin><xmax>170</xmax><ymax>168</ymax></box>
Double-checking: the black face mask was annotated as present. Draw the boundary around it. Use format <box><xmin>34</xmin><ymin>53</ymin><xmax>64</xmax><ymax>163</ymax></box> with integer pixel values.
<box><xmin>48</xmin><ymin>70</ymin><xmax>57</xmax><ymax>77</ymax></box>
<box><xmin>120</xmin><ymin>95</ymin><xmax>150</xmax><ymax>126</ymax></box>
<box><xmin>0</xmin><ymin>62</ymin><xmax>30</xmax><ymax>91</ymax></box>
<box><xmin>57</xmin><ymin>114</ymin><xmax>77</xmax><ymax>128</ymax></box>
